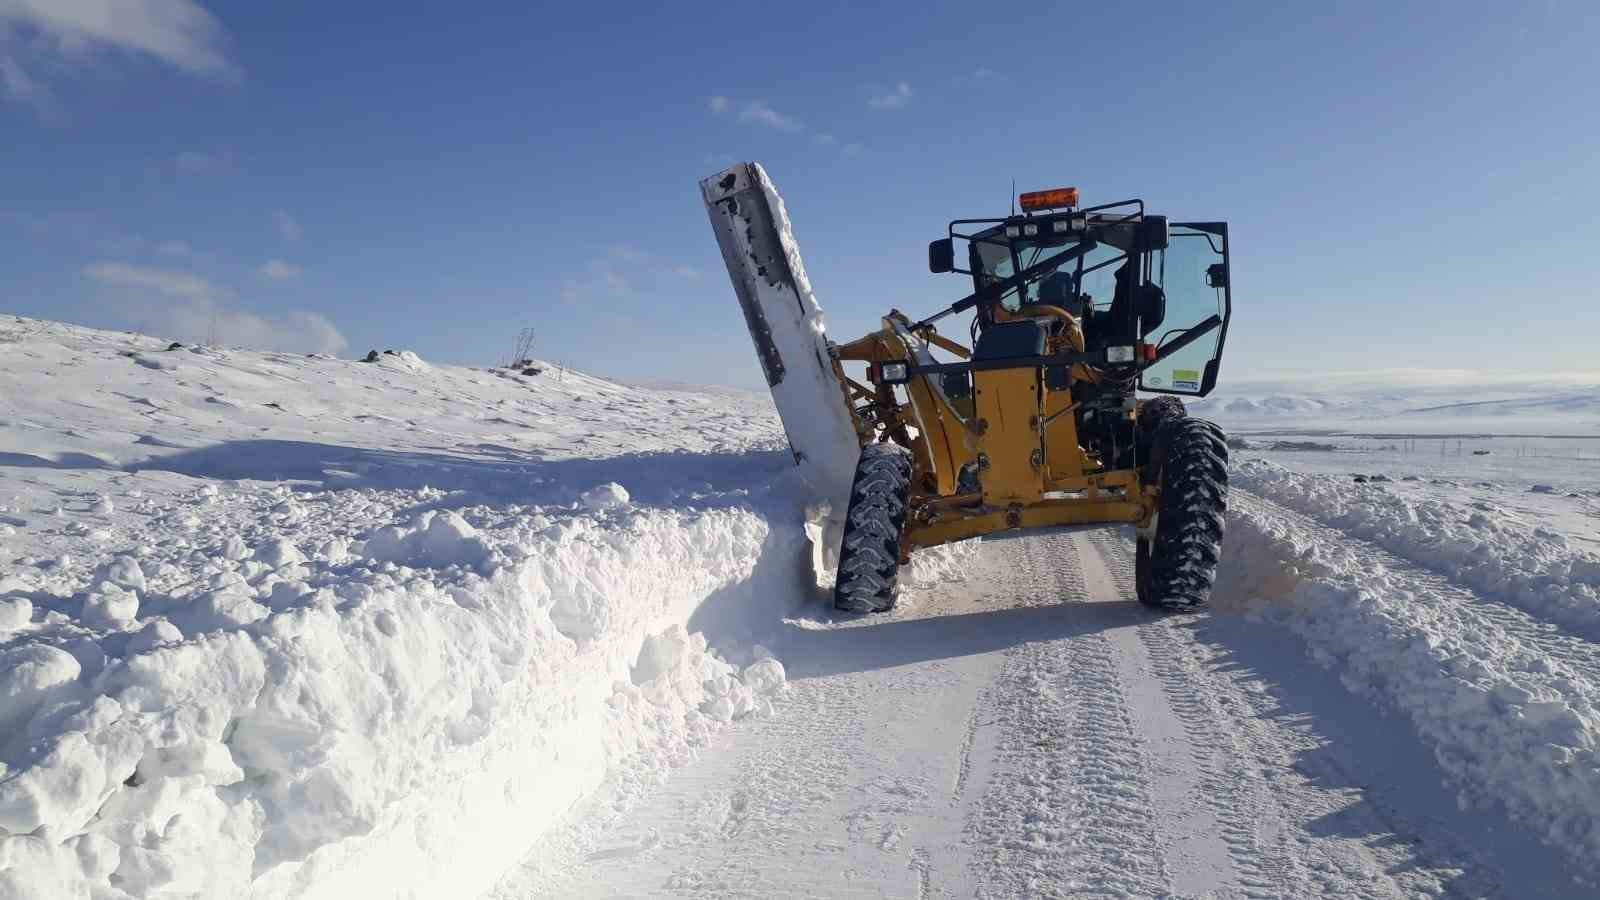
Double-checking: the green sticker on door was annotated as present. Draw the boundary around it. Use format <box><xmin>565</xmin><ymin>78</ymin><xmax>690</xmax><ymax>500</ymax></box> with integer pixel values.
<box><xmin>1171</xmin><ymin>369</ymin><xmax>1201</xmax><ymax>391</ymax></box>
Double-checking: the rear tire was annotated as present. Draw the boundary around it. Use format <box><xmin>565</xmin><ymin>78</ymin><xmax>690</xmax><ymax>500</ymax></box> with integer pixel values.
<box><xmin>833</xmin><ymin>443</ymin><xmax>912</xmax><ymax>613</ymax></box>
<box><xmin>1138</xmin><ymin>418</ymin><xmax>1228</xmax><ymax>611</ymax></box>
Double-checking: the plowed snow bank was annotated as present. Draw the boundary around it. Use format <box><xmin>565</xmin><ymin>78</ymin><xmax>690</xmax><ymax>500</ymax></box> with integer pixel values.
<box><xmin>1219</xmin><ymin>491</ymin><xmax>1600</xmax><ymax>876</ymax></box>
<box><xmin>1234</xmin><ymin>459</ymin><xmax>1600</xmax><ymax>638</ymax></box>
<box><xmin>0</xmin><ymin>318</ymin><xmax>833</xmax><ymax>898</ymax></box>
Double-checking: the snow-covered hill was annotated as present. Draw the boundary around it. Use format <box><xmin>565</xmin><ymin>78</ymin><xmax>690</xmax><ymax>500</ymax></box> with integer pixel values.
<box><xmin>5</xmin><ymin>316</ymin><xmax>1600</xmax><ymax>899</ymax></box>
<box><xmin>1187</xmin><ymin>369</ymin><xmax>1600</xmax><ymax>434</ymax></box>
<box><xmin>0</xmin><ymin>317</ymin><xmax>841</xmax><ymax>898</ymax></box>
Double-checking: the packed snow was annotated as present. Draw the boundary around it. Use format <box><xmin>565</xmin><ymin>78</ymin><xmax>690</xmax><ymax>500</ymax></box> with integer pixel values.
<box><xmin>5</xmin><ymin>313</ymin><xmax>1600</xmax><ymax>898</ymax></box>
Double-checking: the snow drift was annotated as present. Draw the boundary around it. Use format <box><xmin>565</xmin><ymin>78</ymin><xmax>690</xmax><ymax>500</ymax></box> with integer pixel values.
<box><xmin>0</xmin><ymin>317</ymin><xmax>826</xmax><ymax>898</ymax></box>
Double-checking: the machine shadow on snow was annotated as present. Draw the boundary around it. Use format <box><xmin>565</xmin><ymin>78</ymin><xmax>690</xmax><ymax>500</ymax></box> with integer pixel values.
<box><xmin>778</xmin><ymin>599</ymin><xmax>1151</xmax><ymax>679</ymax></box>
<box><xmin>125</xmin><ymin>439</ymin><xmax>796</xmax><ymax>508</ymax></box>
<box><xmin>1186</xmin><ymin>614</ymin><xmax>1580</xmax><ymax>899</ymax></box>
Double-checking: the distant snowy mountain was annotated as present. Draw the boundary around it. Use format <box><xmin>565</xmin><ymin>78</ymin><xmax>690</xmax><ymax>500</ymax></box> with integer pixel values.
<box><xmin>1184</xmin><ymin>370</ymin><xmax>1600</xmax><ymax>433</ymax></box>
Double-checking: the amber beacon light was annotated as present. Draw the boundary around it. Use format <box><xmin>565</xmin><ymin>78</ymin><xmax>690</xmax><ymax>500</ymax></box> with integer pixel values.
<box><xmin>1017</xmin><ymin>187</ymin><xmax>1080</xmax><ymax>211</ymax></box>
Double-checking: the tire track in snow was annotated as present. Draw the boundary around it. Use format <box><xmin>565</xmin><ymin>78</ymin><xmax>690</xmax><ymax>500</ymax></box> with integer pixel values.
<box><xmin>952</xmin><ymin>704</ymin><xmax>980</xmax><ymax>801</ymax></box>
<box><xmin>1085</xmin><ymin>526</ymin><xmax>1486</xmax><ymax>898</ymax></box>
<box><xmin>969</xmin><ymin>533</ymin><xmax>1169</xmax><ymax>898</ymax></box>
<box><xmin>1083</xmin><ymin>528</ymin><xmax>1307</xmax><ymax>898</ymax></box>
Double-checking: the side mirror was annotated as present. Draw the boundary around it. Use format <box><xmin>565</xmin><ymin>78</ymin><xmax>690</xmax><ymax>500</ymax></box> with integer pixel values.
<box><xmin>1206</xmin><ymin>263</ymin><xmax>1228</xmax><ymax>288</ymax></box>
<box><xmin>1136</xmin><ymin>215</ymin><xmax>1169</xmax><ymax>251</ymax></box>
<box><xmin>928</xmin><ymin>238</ymin><xmax>954</xmax><ymax>274</ymax></box>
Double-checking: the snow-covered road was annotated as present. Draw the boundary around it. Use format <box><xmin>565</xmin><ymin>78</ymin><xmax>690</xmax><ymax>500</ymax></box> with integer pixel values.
<box><xmin>491</xmin><ymin>521</ymin><xmax>1582</xmax><ymax>899</ymax></box>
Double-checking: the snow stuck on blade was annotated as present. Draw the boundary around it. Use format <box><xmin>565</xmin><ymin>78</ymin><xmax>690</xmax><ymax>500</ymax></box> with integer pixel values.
<box><xmin>700</xmin><ymin>162</ymin><xmax>862</xmax><ymax>513</ymax></box>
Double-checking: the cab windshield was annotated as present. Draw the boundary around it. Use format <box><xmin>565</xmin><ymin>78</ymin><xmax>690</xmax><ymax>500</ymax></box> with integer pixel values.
<box><xmin>972</xmin><ymin>235</ymin><xmax>1123</xmax><ymax>313</ymax></box>
<box><xmin>972</xmin><ymin>237</ymin><xmax>1055</xmax><ymax>310</ymax></box>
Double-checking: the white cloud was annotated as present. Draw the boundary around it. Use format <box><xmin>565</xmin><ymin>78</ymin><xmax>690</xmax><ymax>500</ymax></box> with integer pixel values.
<box><xmin>709</xmin><ymin>96</ymin><xmax>858</xmax><ymax>155</ymax></box>
<box><xmin>608</xmin><ymin>244</ymin><xmax>647</xmax><ymax>264</ymax></box>
<box><xmin>965</xmin><ymin>67</ymin><xmax>1005</xmax><ymax>85</ymax></box>
<box><xmin>866</xmin><ymin>81</ymin><xmax>913</xmax><ymax>109</ymax></box>
<box><xmin>175</xmin><ymin>150</ymin><xmax>212</xmax><ymax>172</ymax></box>
<box><xmin>272</xmin><ymin>209</ymin><xmax>301</xmax><ymax>241</ymax></box>
<box><xmin>673</xmin><ymin>265</ymin><xmax>701</xmax><ymax>280</ymax></box>
<box><xmin>258</xmin><ymin>259</ymin><xmax>301</xmax><ymax>281</ymax></box>
<box><xmin>157</xmin><ymin>239</ymin><xmax>191</xmax><ymax>257</ymax></box>
<box><xmin>0</xmin><ymin>0</ymin><xmax>233</xmax><ymax>110</ymax></box>
<box><xmin>739</xmin><ymin>100</ymin><xmax>800</xmax><ymax>131</ymax></box>
<box><xmin>84</xmin><ymin>260</ymin><xmax>345</xmax><ymax>353</ymax></box>
<box><xmin>86</xmin><ymin>260</ymin><xmax>216</xmax><ymax>301</ymax></box>
<box><xmin>600</xmin><ymin>268</ymin><xmax>628</xmax><ymax>296</ymax></box>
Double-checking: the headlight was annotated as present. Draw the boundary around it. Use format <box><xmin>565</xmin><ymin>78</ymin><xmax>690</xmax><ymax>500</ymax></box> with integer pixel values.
<box><xmin>1022</xmin><ymin>223</ymin><xmax>1039</xmax><ymax>236</ymax></box>
<box><xmin>1106</xmin><ymin>345</ymin><xmax>1135</xmax><ymax>364</ymax></box>
<box><xmin>1005</xmin><ymin>225</ymin><xmax>1021</xmax><ymax>238</ymax></box>
<box><xmin>881</xmin><ymin>361</ymin><xmax>909</xmax><ymax>384</ymax></box>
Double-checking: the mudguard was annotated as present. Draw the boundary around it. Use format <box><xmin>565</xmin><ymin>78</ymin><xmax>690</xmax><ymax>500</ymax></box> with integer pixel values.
<box><xmin>700</xmin><ymin>163</ymin><xmax>861</xmax><ymax>508</ymax></box>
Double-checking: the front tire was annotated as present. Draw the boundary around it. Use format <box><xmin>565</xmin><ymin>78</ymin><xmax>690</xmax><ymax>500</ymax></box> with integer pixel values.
<box><xmin>1138</xmin><ymin>418</ymin><xmax>1228</xmax><ymax>611</ymax></box>
<box><xmin>833</xmin><ymin>442</ymin><xmax>912</xmax><ymax>613</ymax></box>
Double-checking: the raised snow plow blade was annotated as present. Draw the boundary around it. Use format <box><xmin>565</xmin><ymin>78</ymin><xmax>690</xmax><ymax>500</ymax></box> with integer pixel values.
<box><xmin>701</xmin><ymin>165</ymin><xmax>1235</xmax><ymax>615</ymax></box>
<box><xmin>700</xmin><ymin>163</ymin><xmax>862</xmax><ymax>509</ymax></box>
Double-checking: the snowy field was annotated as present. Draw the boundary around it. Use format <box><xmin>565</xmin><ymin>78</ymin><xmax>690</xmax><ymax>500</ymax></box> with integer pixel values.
<box><xmin>4</xmin><ymin>315</ymin><xmax>1600</xmax><ymax>898</ymax></box>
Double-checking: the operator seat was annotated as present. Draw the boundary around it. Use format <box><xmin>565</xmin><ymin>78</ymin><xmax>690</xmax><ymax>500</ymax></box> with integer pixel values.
<box><xmin>1036</xmin><ymin>271</ymin><xmax>1086</xmax><ymax>318</ymax></box>
<box><xmin>1089</xmin><ymin>264</ymin><xmax>1165</xmax><ymax>349</ymax></box>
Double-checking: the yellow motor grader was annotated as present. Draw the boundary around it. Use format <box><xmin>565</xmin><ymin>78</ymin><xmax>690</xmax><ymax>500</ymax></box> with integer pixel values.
<box><xmin>700</xmin><ymin>164</ymin><xmax>1231</xmax><ymax>613</ymax></box>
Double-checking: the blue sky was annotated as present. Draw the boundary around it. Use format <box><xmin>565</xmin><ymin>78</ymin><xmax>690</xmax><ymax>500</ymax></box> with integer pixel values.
<box><xmin>2</xmin><ymin>1</ymin><xmax>1597</xmax><ymax>389</ymax></box>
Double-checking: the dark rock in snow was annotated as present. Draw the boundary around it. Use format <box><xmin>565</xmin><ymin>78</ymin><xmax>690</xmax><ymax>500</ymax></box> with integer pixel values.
<box><xmin>1529</xmin><ymin>484</ymin><xmax>1556</xmax><ymax>494</ymax></box>
<box><xmin>363</xmin><ymin>350</ymin><xmax>380</xmax><ymax>362</ymax></box>
<box><xmin>167</xmin><ymin>342</ymin><xmax>185</xmax><ymax>351</ymax></box>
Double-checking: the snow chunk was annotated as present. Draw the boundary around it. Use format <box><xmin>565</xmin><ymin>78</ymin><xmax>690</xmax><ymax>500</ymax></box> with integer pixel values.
<box><xmin>0</xmin><ymin>644</ymin><xmax>82</xmax><ymax>738</ymax></box>
<box><xmin>580</xmin><ymin>482</ymin><xmax>631</xmax><ymax>511</ymax></box>
<box><xmin>741</xmin><ymin>657</ymin><xmax>787</xmax><ymax>696</ymax></box>
<box><xmin>173</xmin><ymin>583</ymin><xmax>267</xmax><ymax>633</ymax></box>
<box><xmin>92</xmin><ymin>555</ymin><xmax>146</xmax><ymax>593</ymax></box>
<box><xmin>632</xmin><ymin>627</ymin><xmax>690</xmax><ymax>684</ymax></box>
<box><xmin>361</xmin><ymin>510</ymin><xmax>491</xmax><ymax>568</ymax></box>
<box><xmin>254</xmin><ymin>538</ymin><xmax>304</xmax><ymax>568</ymax></box>
<box><xmin>0</xmin><ymin>597</ymin><xmax>31</xmax><ymax>633</ymax></box>
<box><xmin>82</xmin><ymin>587</ymin><xmax>139</xmax><ymax>628</ymax></box>
<box><xmin>124</xmin><ymin>620</ymin><xmax>184</xmax><ymax>655</ymax></box>
<box><xmin>0</xmin><ymin>732</ymin><xmax>106</xmax><ymax>835</ymax></box>
<box><xmin>135</xmin><ymin>739</ymin><xmax>244</xmax><ymax>787</ymax></box>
